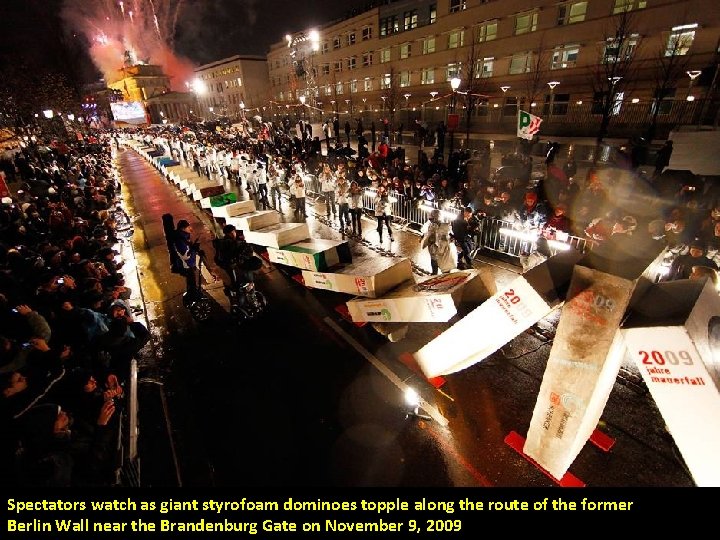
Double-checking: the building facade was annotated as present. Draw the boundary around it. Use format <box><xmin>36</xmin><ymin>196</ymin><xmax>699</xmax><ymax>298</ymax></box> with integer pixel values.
<box><xmin>107</xmin><ymin>64</ymin><xmax>194</xmax><ymax>124</ymax></box>
<box><xmin>192</xmin><ymin>55</ymin><xmax>270</xmax><ymax>122</ymax></box>
<box><xmin>267</xmin><ymin>0</ymin><xmax>719</xmax><ymax>139</ymax></box>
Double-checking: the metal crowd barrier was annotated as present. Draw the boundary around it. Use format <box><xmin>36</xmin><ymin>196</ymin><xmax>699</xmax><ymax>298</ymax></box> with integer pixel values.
<box><xmin>354</xmin><ymin>187</ymin><xmax>593</xmax><ymax>260</ymax></box>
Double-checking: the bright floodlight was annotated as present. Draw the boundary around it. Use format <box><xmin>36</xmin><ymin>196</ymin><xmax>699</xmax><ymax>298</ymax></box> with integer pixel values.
<box><xmin>42</xmin><ymin>110</ymin><xmax>54</xmax><ymax>119</ymax></box>
<box><xmin>299</xmin><ymin>95</ymin><xmax>306</xmax><ymax>105</ymax></box>
<box><xmin>67</xmin><ymin>114</ymin><xmax>75</xmax><ymax>121</ymax></box>
<box><xmin>450</xmin><ymin>77</ymin><xmax>461</xmax><ymax>91</ymax></box>
<box><xmin>404</xmin><ymin>388</ymin><xmax>420</xmax><ymax>407</ymax></box>
<box><xmin>309</xmin><ymin>29</ymin><xmax>320</xmax><ymax>50</ymax></box>
<box><xmin>192</xmin><ymin>78</ymin><xmax>207</xmax><ymax>95</ymax></box>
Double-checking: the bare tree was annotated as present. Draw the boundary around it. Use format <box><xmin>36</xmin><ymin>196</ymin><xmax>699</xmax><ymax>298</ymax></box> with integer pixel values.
<box><xmin>645</xmin><ymin>15</ymin><xmax>693</xmax><ymax>143</ymax></box>
<box><xmin>381</xmin><ymin>66</ymin><xmax>401</xmax><ymax>129</ymax></box>
<box><xmin>591</xmin><ymin>8</ymin><xmax>641</xmax><ymax>144</ymax></box>
<box><xmin>521</xmin><ymin>36</ymin><xmax>552</xmax><ymax>109</ymax></box>
<box><xmin>460</xmin><ymin>36</ymin><xmax>492</xmax><ymax>144</ymax></box>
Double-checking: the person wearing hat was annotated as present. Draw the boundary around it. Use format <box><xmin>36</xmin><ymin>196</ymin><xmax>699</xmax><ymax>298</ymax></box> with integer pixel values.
<box><xmin>16</xmin><ymin>400</ymin><xmax>116</xmax><ymax>486</ymax></box>
<box><xmin>670</xmin><ymin>239</ymin><xmax>718</xmax><ymax>280</ymax></box>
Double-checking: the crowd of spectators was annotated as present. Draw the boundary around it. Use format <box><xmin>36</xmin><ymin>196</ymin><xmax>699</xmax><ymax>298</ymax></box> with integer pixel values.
<box><xmin>0</xmin><ymin>136</ymin><xmax>149</xmax><ymax>486</ymax></box>
<box><xmin>135</xmin><ymin>117</ymin><xmax>720</xmax><ymax>284</ymax></box>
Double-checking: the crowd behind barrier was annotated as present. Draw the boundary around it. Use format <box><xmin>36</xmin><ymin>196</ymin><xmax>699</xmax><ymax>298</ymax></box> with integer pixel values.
<box><xmin>0</xmin><ymin>136</ymin><xmax>146</xmax><ymax>487</ymax></box>
<box><xmin>2</xmin><ymin>117</ymin><xmax>714</xmax><ymax>487</ymax></box>
<box><xmin>121</xmin><ymin>118</ymin><xmax>720</xmax><ymax>285</ymax></box>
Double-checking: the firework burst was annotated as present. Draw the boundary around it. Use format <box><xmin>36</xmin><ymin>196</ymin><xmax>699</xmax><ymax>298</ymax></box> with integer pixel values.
<box><xmin>61</xmin><ymin>0</ymin><xmax>194</xmax><ymax>90</ymax></box>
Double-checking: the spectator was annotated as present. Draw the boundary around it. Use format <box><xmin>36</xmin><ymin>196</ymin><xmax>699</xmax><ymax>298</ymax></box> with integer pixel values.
<box><xmin>670</xmin><ymin>239</ymin><xmax>718</xmax><ymax>280</ymax></box>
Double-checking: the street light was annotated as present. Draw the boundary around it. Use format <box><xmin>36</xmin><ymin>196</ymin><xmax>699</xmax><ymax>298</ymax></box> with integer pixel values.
<box><xmin>687</xmin><ymin>70</ymin><xmax>702</xmax><ymax>100</ymax></box>
<box><xmin>547</xmin><ymin>81</ymin><xmax>560</xmax><ymax>119</ymax></box>
<box><xmin>430</xmin><ymin>91</ymin><xmax>438</xmax><ymax>100</ymax></box>
<box><xmin>448</xmin><ymin>77</ymin><xmax>461</xmax><ymax>158</ymax></box>
<box><xmin>42</xmin><ymin>109</ymin><xmax>54</xmax><ymax>119</ymax></box>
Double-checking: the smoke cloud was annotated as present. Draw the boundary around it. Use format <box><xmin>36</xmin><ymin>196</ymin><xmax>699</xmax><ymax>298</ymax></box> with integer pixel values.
<box><xmin>60</xmin><ymin>0</ymin><xmax>196</xmax><ymax>90</ymax></box>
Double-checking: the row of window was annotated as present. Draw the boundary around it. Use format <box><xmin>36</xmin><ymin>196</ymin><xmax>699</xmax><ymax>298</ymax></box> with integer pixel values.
<box><xmin>270</xmin><ymin>0</ymin><xmax>652</xmax><ymax>72</ymax></box>
<box><xmin>269</xmin><ymin>24</ymin><xmax>695</xmax><ymax>87</ymax></box>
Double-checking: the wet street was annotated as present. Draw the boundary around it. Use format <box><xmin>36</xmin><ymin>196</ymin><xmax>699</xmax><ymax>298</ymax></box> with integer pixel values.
<box><xmin>117</xmin><ymin>146</ymin><xmax>695</xmax><ymax>488</ymax></box>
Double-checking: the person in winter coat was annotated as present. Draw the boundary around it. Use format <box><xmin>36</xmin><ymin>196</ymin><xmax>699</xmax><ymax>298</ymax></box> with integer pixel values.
<box><xmin>289</xmin><ymin>175</ymin><xmax>307</xmax><ymax>220</ymax></box>
<box><xmin>373</xmin><ymin>186</ymin><xmax>394</xmax><ymax>243</ymax></box>
<box><xmin>421</xmin><ymin>209</ymin><xmax>456</xmax><ymax>274</ymax></box>
<box><xmin>348</xmin><ymin>181</ymin><xmax>363</xmax><ymax>236</ymax></box>
<box><xmin>319</xmin><ymin>163</ymin><xmax>337</xmax><ymax>218</ymax></box>
<box><xmin>336</xmin><ymin>175</ymin><xmax>351</xmax><ymax>233</ymax></box>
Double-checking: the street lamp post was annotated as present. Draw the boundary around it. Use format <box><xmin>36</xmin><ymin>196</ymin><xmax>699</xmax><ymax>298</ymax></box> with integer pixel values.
<box><xmin>547</xmin><ymin>81</ymin><xmax>560</xmax><ymax>120</ymax></box>
<box><xmin>299</xmin><ymin>95</ymin><xmax>307</xmax><ymax>122</ymax></box>
<box><xmin>404</xmin><ymin>93</ymin><xmax>411</xmax><ymax>127</ymax></box>
<box><xmin>686</xmin><ymin>70</ymin><xmax>701</xmax><ymax>101</ymax></box>
<box><xmin>448</xmin><ymin>77</ymin><xmax>461</xmax><ymax>159</ymax></box>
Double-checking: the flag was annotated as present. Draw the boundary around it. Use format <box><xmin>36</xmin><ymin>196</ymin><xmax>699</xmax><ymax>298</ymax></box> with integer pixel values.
<box><xmin>517</xmin><ymin>110</ymin><xmax>543</xmax><ymax>140</ymax></box>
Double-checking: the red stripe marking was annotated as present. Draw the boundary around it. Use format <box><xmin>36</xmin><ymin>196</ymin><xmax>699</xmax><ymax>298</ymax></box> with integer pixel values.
<box><xmin>589</xmin><ymin>428</ymin><xmax>616</xmax><ymax>452</ymax></box>
<box><xmin>504</xmin><ymin>431</ymin><xmax>586</xmax><ymax>487</ymax></box>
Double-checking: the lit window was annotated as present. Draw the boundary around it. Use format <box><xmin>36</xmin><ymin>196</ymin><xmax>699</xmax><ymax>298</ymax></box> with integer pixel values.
<box><xmin>666</xmin><ymin>24</ymin><xmax>697</xmax><ymax>56</ymax></box>
<box><xmin>429</xmin><ymin>5</ymin><xmax>437</xmax><ymax>24</ymax></box>
<box><xmin>380</xmin><ymin>48</ymin><xmax>391</xmax><ymax>63</ymax></box>
<box><xmin>509</xmin><ymin>52</ymin><xmax>532</xmax><ymax>74</ymax></box>
<box><xmin>421</xmin><ymin>67</ymin><xmax>435</xmax><ymax>85</ymax></box>
<box><xmin>400</xmin><ymin>43</ymin><xmax>411</xmax><ymax>59</ymax></box>
<box><xmin>551</xmin><ymin>44</ymin><xmax>580</xmax><ymax>69</ymax></box>
<box><xmin>362</xmin><ymin>27</ymin><xmax>372</xmax><ymax>41</ymax></box>
<box><xmin>603</xmin><ymin>35</ymin><xmax>639</xmax><ymax>63</ymax></box>
<box><xmin>324</xmin><ymin>85</ymin><xmax>332</xmax><ymax>96</ymax></box>
<box><xmin>364</xmin><ymin>78</ymin><xmax>373</xmax><ymax>92</ymax></box>
<box><xmin>515</xmin><ymin>11</ymin><xmax>538</xmax><ymax>35</ymax></box>
<box><xmin>336</xmin><ymin>82</ymin><xmax>344</xmax><ymax>95</ymax></box>
<box><xmin>450</xmin><ymin>0</ymin><xmax>466</xmax><ymax>13</ymax></box>
<box><xmin>423</xmin><ymin>37</ymin><xmax>436</xmax><ymax>54</ymax></box>
<box><xmin>475</xmin><ymin>57</ymin><xmax>494</xmax><ymax>78</ymax></box>
<box><xmin>381</xmin><ymin>73</ymin><xmax>392</xmax><ymax>89</ymax></box>
<box><xmin>404</xmin><ymin>10</ymin><xmax>418</xmax><ymax>30</ymax></box>
<box><xmin>448</xmin><ymin>30</ymin><xmax>464</xmax><ymax>49</ymax></box>
<box><xmin>400</xmin><ymin>71</ymin><xmax>411</xmax><ymax>87</ymax></box>
<box><xmin>447</xmin><ymin>62</ymin><xmax>461</xmax><ymax>80</ymax></box>
<box><xmin>476</xmin><ymin>21</ymin><xmax>497</xmax><ymax>43</ymax></box>
<box><xmin>350</xmin><ymin>79</ymin><xmax>358</xmax><ymax>93</ymax></box>
<box><xmin>557</xmin><ymin>2</ymin><xmax>587</xmax><ymax>25</ymax></box>
<box><xmin>613</xmin><ymin>0</ymin><xmax>646</xmax><ymax>14</ymax></box>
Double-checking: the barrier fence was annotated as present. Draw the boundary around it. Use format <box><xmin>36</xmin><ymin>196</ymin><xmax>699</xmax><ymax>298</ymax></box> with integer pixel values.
<box><xmin>300</xmin><ymin>176</ymin><xmax>593</xmax><ymax>260</ymax></box>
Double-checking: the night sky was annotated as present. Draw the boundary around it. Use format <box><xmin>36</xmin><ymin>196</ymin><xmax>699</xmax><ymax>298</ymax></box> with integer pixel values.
<box><xmin>0</xmin><ymin>0</ymin><xmax>373</xmax><ymax>85</ymax></box>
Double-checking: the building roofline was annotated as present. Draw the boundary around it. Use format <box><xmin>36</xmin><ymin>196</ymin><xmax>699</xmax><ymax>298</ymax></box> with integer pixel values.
<box><xmin>195</xmin><ymin>55</ymin><xmax>267</xmax><ymax>72</ymax></box>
